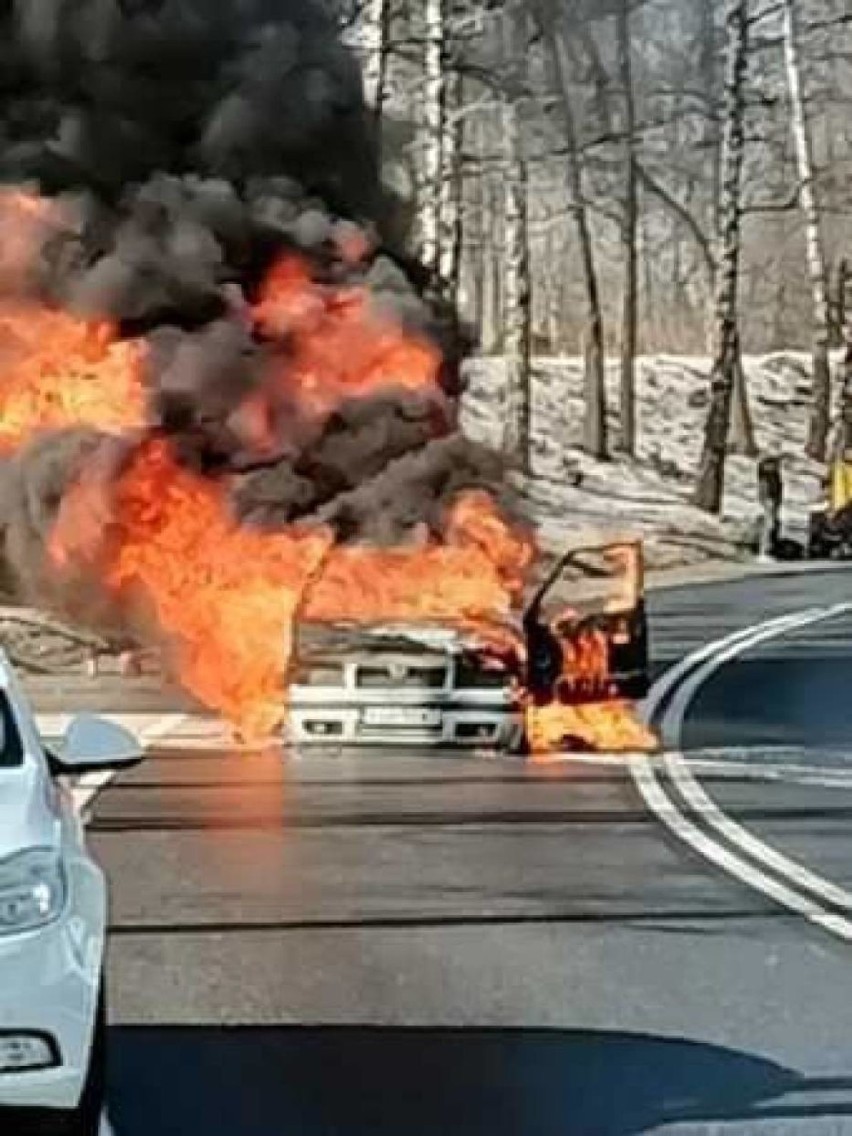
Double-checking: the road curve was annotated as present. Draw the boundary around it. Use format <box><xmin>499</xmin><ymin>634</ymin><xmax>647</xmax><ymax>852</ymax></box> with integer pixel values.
<box><xmin>636</xmin><ymin>602</ymin><xmax>852</xmax><ymax>942</ymax></box>
<box><xmin>664</xmin><ymin>600</ymin><xmax>852</xmax><ymax>925</ymax></box>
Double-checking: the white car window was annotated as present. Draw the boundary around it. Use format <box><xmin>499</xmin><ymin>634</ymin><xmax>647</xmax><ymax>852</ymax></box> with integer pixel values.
<box><xmin>0</xmin><ymin>692</ymin><xmax>23</xmax><ymax>768</ymax></box>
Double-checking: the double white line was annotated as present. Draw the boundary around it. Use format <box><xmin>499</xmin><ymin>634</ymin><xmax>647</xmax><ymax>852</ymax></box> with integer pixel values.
<box><xmin>632</xmin><ymin>602</ymin><xmax>852</xmax><ymax>942</ymax></box>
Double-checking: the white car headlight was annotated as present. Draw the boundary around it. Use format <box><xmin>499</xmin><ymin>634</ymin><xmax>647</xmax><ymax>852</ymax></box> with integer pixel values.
<box><xmin>0</xmin><ymin>848</ymin><xmax>66</xmax><ymax>934</ymax></box>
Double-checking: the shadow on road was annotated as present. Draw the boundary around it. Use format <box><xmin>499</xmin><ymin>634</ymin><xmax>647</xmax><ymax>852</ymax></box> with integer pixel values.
<box><xmin>106</xmin><ymin>1025</ymin><xmax>852</xmax><ymax>1135</ymax></box>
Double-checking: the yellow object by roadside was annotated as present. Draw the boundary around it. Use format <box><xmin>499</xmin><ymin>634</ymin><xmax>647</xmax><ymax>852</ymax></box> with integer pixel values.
<box><xmin>830</xmin><ymin>459</ymin><xmax>852</xmax><ymax>512</ymax></box>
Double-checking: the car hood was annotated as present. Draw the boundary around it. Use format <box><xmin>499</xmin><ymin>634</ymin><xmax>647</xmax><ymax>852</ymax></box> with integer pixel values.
<box><xmin>0</xmin><ymin>762</ymin><xmax>59</xmax><ymax>859</ymax></box>
<box><xmin>297</xmin><ymin>619</ymin><xmax>523</xmax><ymax>658</ymax></box>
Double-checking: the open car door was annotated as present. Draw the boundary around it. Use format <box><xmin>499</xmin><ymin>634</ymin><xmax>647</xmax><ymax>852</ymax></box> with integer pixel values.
<box><xmin>523</xmin><ymin>539</ymin><xmax>649</xmax><ymax>706</ymax></box>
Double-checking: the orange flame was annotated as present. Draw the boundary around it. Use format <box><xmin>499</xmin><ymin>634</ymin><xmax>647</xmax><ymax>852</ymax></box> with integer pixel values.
<box><xmin>50</xmin><ymin>438</ymin><xmax>334</xmax><ymax>736</ymax></box>
<box><xmin>0</xmin><ymin>305</ymin><xmax>146</xmax><ymax>452</ymax></box>
<box><xmin>0</xmin><ymin>190</ymin><xmax>65</xmax><ymax>291</ymax></box>
<box><xmin>526</xmin><ymin>700</ymin><xmax>659</xmax><ymax>756</ymax></box>
<box><xmin>304</xmin><ymin>491</ymin><xmax>534</xmax><ymax>625</ymax></box>
<box><xmin>556</xmin><ymin>623</ymin><xmax>611</xmax><ymax>695</ymax></box>
<box><xmin>49</xmin><ymin>440</ymin><xmax>533</xmax><ymax>737</ymax></box>
<box><xmin>0</xmin><ymin>188</ymin><xmax>652</xmax><ymax>755</ymax></box>
<box><xmin>252</xmin><ymin>254</ymin><xmax>443</xmax><ymax>419</ymax></box>
<box><xmin>0</xmin><ymin>189</ymin><xmax>146</xmax><ymax>450</ymax></box>
<box><xmin>524</xmin><ymin>611</ymin><xmax>658</xmax><ymax>755</ymax></box>
<box><xmin>0</xmin><ymin>225</ymin><xmax>440</xmax><ymax>460</ymax></box>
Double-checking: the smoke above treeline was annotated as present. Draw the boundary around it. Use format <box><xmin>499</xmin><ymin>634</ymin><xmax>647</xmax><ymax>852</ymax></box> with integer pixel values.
<box><xmin>0</xmin><ymin>0</ymin><xmax>517</xmax><ymax>623</ymax></box>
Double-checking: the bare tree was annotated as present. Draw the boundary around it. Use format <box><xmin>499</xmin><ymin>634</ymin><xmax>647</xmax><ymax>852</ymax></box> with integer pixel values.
<box><xmin>838</xmin><ymin>258</ymin><xmax>852</xmax><ymax>455</ymax></box>
<box><xmin>781</xmin><ymin>0</ymin><xmax>832</xmax><ymax>461</ymax></box>
<box><xmin>438</xmin><ymin>70</ymin><xmax>464</xmax><ymax>302</ymax></box>
<box><xmin>463</xmin><ymin>109</ymin><xmax>490</xmax><ymax>348</ymax></box>
<box><xmin>418</xmin><ymin>0</ymin><xmax>446</xmax><ymax>274</ymax></box>
<box><xmin>730</xmin><ymin>348</ymin><xmax>758</xmax><ymax>456</ymax></box>
<box><xmin>831</xmin><ymin>258</ymin><xmax>848</xmax><ymax>349</ymax></box>
<box><xmin>837</xmin><ymin>337</ymin><xmax>852</xmax><ymax>457</ymax></box>
<box><xmin>501</xmin><ymin>2</ymin><xmax>532</xmax><ymax>469</ymax></box>
<box><xmin>536</xmin><ymin>1</ymin><xmax>608</xmax><ymax>459</ymax></box>
<box><xmin>361</xmin><ymin>0</ymin><xmax>391</xmax><ymax>136</ymax></box>
<box><xmin>698</xmin><ymin>0</ymin><xmax>754</xmax><ymax>458</ymax></box>
<box><xmin>698</xmin><ymin>0</ymin><xmax>722</xmax><ymax>263</ymax></box>
<box><xmin>616</xmin><ymin>0</ymin><xmax>638</xmax><ymax>455</ymax></box>
<box><xmin>694</xmin><ymin>0</ymin><xmax>749</xmax><ymax>514</ymax></box>
<box><xmin>363</xmin><ymin>0</ymin><xmax>852</xmax><ymax>485</ymax></box>
<box><xmin>481</xmin><ymin>170</ymin><xmax>503</xmax><ymax>355</ymax></box>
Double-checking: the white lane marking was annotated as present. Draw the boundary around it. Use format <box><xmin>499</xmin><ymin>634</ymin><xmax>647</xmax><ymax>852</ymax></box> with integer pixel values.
<box><xmin>632</xmin><ymin>601</ymin><xmax>852</xmax><ymax>941</ymax></box>
<box><xmin>491</xmin><ymin>746</ymin><xmax>852</xmax><ymax>789</ymax></box>
<box><xmin>637</xmin><ymin>607</ymin><xmax>825</xmax><ymax>721</ymax></box>
<box><xmin>537</xmin><ymin>748</ymin><xmax>852</xmax><ymax>787</ymax></box>
<box><xmin>656</xmin><ymin>602</ymin><xmax>852</xmax><ymax>745</ymax></box>
<box><xmin>632</xmin><ymin>753</ymin><xmax>852</xmax><ymax>940</ymax></box>
<box><xmin>100</xmin><ymin>1113</ymin><xmax>116</xmax><ymax>1135</ymax></box>
<box><xmin>72</xmin><ymin>713</ymin><xmax>189</xmax><ymax>814</ymax></box>
<box><xmin>665</xmin><ymin>746</ymin><xmax>852</xmax><ymax>913</ymax></box>
<box><xmin>678</xmin><ymin>757</ymin><xmax>852</xmax><ymax>789</ymax></box>
<box><xmin>659</xmin><ymin>603</ymin><xmax>852</xmax><ymax>912</ymax></box>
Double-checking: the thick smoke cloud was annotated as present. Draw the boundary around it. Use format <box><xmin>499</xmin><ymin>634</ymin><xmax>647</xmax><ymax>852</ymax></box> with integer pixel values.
<box><xmin>6</xmin><ymin>0</ymin><xmax>378</xmax><ymax>214</ymax></box>
<box><xmin>309</xmin><ymin>437</ymin><xmax>520</xmax><ymax>545</ymax></box>
<box><xmin>0</xmin><ymin>0</ymin><xmax>500</xmax><ymax>629</ymax></box>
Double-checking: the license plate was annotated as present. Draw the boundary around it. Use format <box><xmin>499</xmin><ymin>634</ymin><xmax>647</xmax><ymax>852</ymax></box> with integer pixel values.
<box><xmin>363</xmin><ymin>707</ymin><xmax>442</xmax><ymax>727</ymax></box>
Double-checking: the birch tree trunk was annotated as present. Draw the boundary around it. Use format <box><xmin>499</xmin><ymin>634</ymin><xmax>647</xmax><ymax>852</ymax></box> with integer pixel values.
<box><xmin>839</xmin><ymin>260</ymin><xmax>849</xmax><ymax>344</ymax></box>
<box><xmin>831</xmin><ymin>258</ymin><xmax>848</xmax><ymax>348</ymax></box>
<box><xmin>539</xmin><ymin>7</ymin><xmax>608</xmax><ymax>459</ymax></box>
<box><xmin>501</xmin><ymin>2</ymin><xmax>532</xmax><ymax>471</ymax></box>
<box><xmin>730</xmin><ymin>342</ymin><xmax>757</xmax><ymax>456</ymax></box>
<box><xmin>438</xmin><ymin>70</ymin><xmax>463</xmax><ymax>304</ymax></box>
<box><xmin>694</xmin><ymin>0</ymin><xmax>749</xmax><ymax>514</ymax></box>
<box><xmin>838</xmin><ymin>261</ymin><xmax>852</xmax><ymax>454</ymax></box>
<box><xmin>482</xmin><ymin>170</ymin><xmax>502</xmax><ymax>354</ymax></box>
<box><xmin>418</xmin><ymin>0</ymin><xmax>446</xmax><ymax>275</ymax></box>
<box><xmin>698</xmin><ymin>0</ymin><xmax>720</xmax><ymax>349</ymax></box>
<box><xmin>781</xmin><ymin>0</ymin><xmax>832</xmax><ymax>461</ymax></box>
<box><xmin>698</xmin><ymin>0</ymin><xmax>721</xmax><ymax>254</ymax></box>
<box><xmin>616</xmin><ymin>0</ymin><xmax>638</xmax><ymax>456</ymax></box>
<box><xmin>361</xmin><ymin>0</ymin><xmax>391</xmax><ymax>145</ymax></box>
<box><xmin>465</xmin><ymin>112</ymin><xmax>486</xmax><ymax>341</ymax></box>
<box><xmin>838</xmin><ymin>338</ymin><xmax>852</xmax><ymax>456</ymax></box>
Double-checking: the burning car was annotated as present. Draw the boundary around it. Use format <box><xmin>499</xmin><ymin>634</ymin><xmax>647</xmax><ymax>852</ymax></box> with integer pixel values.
<box><xmin>288</xmin><ymin>539</ymin><xmax>650</xmax><ymax>752</ymax></box>
<box><xmin>0</xmin><ymin>9</ymin><xmax>655</xmax><ymax>760</ymax></box>
<box><xmin>289</xmin><ymin>621</ymin><xmax>525</xmax><ymax>749</ymax></box>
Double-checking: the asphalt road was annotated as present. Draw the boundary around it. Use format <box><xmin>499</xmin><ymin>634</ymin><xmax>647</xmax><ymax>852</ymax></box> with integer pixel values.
<box><xmin>54</xmin><ymin>566</ymin><xmax>852</xmax><ymax>1133</ymax></box>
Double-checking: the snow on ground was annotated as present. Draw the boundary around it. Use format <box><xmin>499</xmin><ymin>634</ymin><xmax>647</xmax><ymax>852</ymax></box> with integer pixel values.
<box><xmin>461</xmin><ymin>352</ymin><xmax>825</xmax><ymax>571</ymax></box>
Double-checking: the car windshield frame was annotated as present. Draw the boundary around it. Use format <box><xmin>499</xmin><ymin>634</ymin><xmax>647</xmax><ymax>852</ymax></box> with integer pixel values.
<box><xmin>0</xmin><ymin>687</ymin><xmax>24</xmax><ymax>769</ymax></box>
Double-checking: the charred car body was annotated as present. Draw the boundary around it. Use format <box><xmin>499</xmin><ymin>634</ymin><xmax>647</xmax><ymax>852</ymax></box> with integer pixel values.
<box><xmin>288</xmin><ymin>540</ymin><xmax>649</xmax><ymax>750</ymax></box>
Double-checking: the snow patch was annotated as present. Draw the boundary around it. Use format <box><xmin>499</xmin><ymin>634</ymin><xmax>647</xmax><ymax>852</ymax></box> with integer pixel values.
<box><xmin>461</xmin><ymin>352</ymin><xmax>823</xmax><ymax>568</ymax></box>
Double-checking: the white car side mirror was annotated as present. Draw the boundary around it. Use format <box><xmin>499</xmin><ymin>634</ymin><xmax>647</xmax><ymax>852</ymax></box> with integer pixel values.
<box><xmin>55</xmin><ymin>715</ymin><xmax>143</xmax><ymax>774</ymax></box>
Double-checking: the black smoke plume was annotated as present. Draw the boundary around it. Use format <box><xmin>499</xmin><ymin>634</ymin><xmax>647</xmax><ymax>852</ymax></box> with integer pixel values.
<box><xmin>0</xmin><ymin>0</ymin><xmax>506</xmax><ymax>628</ymax></box>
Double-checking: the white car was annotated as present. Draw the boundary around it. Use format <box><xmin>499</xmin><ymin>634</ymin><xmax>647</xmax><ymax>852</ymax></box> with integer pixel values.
<box><xmin>0</xmin><ymin>650</ymin><xmax>142</xmax><ymax>1135</ymax></box>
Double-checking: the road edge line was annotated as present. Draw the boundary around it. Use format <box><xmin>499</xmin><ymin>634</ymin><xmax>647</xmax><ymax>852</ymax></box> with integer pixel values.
<box><xmin>658</xmin><ymin>603</ymin><xmax>852</xmax><ymax>914</ymax></box>
<box><xmin>638</xmin><ymin>608</ymin><xmax>824</xmax><ymax>723</ymax></box>
<box><xmin>631</xmin><ymin>753</ymin><xmax>852</xmax><ymax>940</ymax></box>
